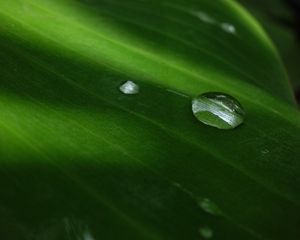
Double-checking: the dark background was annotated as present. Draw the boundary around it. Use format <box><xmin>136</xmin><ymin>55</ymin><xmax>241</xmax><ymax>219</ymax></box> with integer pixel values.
<box><xmin>239</xmin><ymin>0</ymin><xmax>300</xmax><ymax>104</ymax></box>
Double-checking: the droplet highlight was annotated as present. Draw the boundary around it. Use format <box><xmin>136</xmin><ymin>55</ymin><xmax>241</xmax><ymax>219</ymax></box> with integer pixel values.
<box><xmin>261</xmin><ymin>149</ymin><xmax>270</xmax><ymax>154</ymax></box>
<box><xmin>199</xmin><ymin>226</ymin><xmax>213</xmax><ymax>239</ymax></box>
<box><xmin>192</xmin><ymin>92</ymin><xmax>245</xmax><ymax>129</ymax></box>
<box><xmin>197</xmin><ymin>197</ymin><xmax>222</xmax><ymax>216</ymax></box>
<box><xmin>193</xmin><ymin>11</ymin><xmax>216</xmax><ymax>24</ymax></box>
<box><xmin>83</xmin><ymin>230</ymin><xmax>95</xmax><ymax>240</ymax></box>
<box><xmin>119</xmin><ymin>81</ymin><xmax>139</xmax><ymax>94</ymax></box>
<box><xmin>220</xmin><ymin>22</ymin><xmax>236</xmax><ymax>34</ymax></box>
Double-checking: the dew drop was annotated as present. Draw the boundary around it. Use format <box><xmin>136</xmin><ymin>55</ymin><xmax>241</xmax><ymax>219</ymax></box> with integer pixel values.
<box><xmin>193</xmin><ymin>11</ymin><xmax>216</xmax><ymax>24</ymax></box>
<box><xmin>220</xmin><ymin>22</ymin><xmax>236</xmax><ymax>34</ymax></box>
<box><xmin>119</xmin><ymin>81</ymin><xmax>139</xmax><ymax>94</ymax></box>
<box><xmin>261</xmin><ymin>149</ymin><xmax>270</xmax><ymax>154</ymax></box>
<box><xmin>199</xmin><ymin>226</ymin><xmax>213</xmax><ymax>239</ymax></box>
<box><xmin>197</xmin><ymin>197</ymin><xmax>222</xmax><ymax>216</ymax></box>
<box><xmin>192</xmin><ymin>92</ymin><xmax>245</xmax><ymax>129</ymax></box>
<box><xmin>83</xmin><ymin>230</ymin><xmax>95</xmax><ymax>240</ymax></box>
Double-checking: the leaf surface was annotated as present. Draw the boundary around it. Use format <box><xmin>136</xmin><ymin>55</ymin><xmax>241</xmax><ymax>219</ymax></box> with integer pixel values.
<box><xmin>0</xmin><ymin>0</ymin><xmax>300</xmax><ymax>239</ymax></box>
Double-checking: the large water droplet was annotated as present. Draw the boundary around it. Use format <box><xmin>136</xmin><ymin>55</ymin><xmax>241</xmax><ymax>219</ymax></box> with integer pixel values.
<box><xmin>197</xmin><ymin>197</ymin><xmax>222</xmax><ymax>216</ymax></box>
<box><xmin>119</xmin><ymin>81</ymin><xmax>139</xmax><ymax>94</ymax></box>
<box><xmin>192</xmin><ymin>92</ymin><xmax>245</xmax><ymax>129</ymax></box>
<box><xmin>199</xmin><ymin>226</ymin><xmax>213</xmax><ymax>239</ymax></box>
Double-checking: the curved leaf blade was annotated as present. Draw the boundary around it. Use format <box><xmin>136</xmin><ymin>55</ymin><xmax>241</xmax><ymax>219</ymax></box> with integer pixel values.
<box><xmin>0</xmin><ymin>0</ymin><xmax>300</xmax><ymax>240</ymax></box>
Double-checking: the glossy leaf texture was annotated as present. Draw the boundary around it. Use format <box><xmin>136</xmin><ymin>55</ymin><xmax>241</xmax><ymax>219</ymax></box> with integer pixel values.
<box><xmin>0</xmin><ymin>0</ymin><xmax>300</xmax><ymax>239</ymax></box>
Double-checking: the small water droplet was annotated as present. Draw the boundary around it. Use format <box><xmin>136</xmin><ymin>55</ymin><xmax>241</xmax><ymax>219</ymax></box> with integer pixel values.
<box><xmin>172</xmin><ymin>182</ymin><xmax>182</xmax><ymax>188</ymax></box>
<box><xmin>197</xmin><ymin>198</ymin><xmax>222</xmax><ymax>216</ymax></box>
<box><xmin>193</xmin><ymin>11</ymin><xmax>216</xmax><ymax>24</ymax></box>
<box><xmin>220</xmin><ymin>22</ymin><xmax>236</xmax><ymax>34</ymax></box>
<box><xmin>261</xmin><ymin>149</ymin><xmax>270</xmax><ymax>154</ymax></box>
<box><xmin>83</xmin><ymin>229</ymin><xmax>95</xmax><ymax>240</ymax></box>
<box><xmin>199</xmin><ymin>226</ymin><xmax>213</xmax><ymax>239</ymax></box>
<box><xmin>192</xmin><ymin>92</ymin><xmax>245</xmax><ymax>129</ymax></box>
<box><xmin>119</xmin><ymin>81</ymin><xmax>139</xmax><ymax>94</ymax></box>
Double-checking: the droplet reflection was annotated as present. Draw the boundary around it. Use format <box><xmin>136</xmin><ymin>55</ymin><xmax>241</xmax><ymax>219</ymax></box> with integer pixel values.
<box><xmin>119</xmin><ymin>81</ymin><xmax>139</xmax><ymax>95</ymax></box>
<box><xmin>197</xmin><ymin>197</ymin><xmax>223</xmax><ymax>216</ymax></box>
<box><xmin>199</xmin><ymin>226</ymin><xmax>213</xmax><ymax>239</ymax></box>
<box><xmin>193</xmin><ymin>11</ymin><xmax>216</xmax><ymax>24</ymax></box>
<box><xmin>220</xmin><ymin>22</ymin><xmax>236</xmax><ymax>34</ymax></box>
<box><xmin>192</xmin><ymin>92</ymin><xmax>245</xmax><ymax>129</ymax></box>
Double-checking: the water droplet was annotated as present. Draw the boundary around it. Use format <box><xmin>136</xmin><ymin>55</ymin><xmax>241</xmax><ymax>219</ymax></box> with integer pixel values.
<box><xmin>197</xmin><ymin>198</ymin><xmax>222</xmax><ymax>216</ymax></box>
<box><xmin>119</xmin><ymin>81</ymin><xmax>139</xmax><ymax>94</ymax></box>
<box><xmin>261</xmin><ymin>149</ymin><xmax>270</xmax><ymax>154</ymax></box>
<box><xmin>199</xmin><ymin>226</ymin><xmax>213</xmax><ymax>239</ymax></box>
<box><xmin>193</xmin><ymin>11</ymin><xmax>216</xmax><ymax>24</ymax></box>
<box><xmin>220</xmin><ymin>22</ymin><xmax>236</xmax><ymax>34</ymax></box>
<box><xmin>83</xmin><ymin>229</ymin><xmax>95</xmax><ymax>240</ymax></box>
<box><xmin>192</xmin><ymin>92</ymin><xmax>245</xmax><ymax>129</ymax></box>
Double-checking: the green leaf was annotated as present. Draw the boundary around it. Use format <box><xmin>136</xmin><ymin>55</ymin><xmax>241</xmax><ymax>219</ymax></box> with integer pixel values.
<box><xmin>0</xmin><ymin>0</ymin><xmax>299</xmax><ymax>239</ymax></box>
